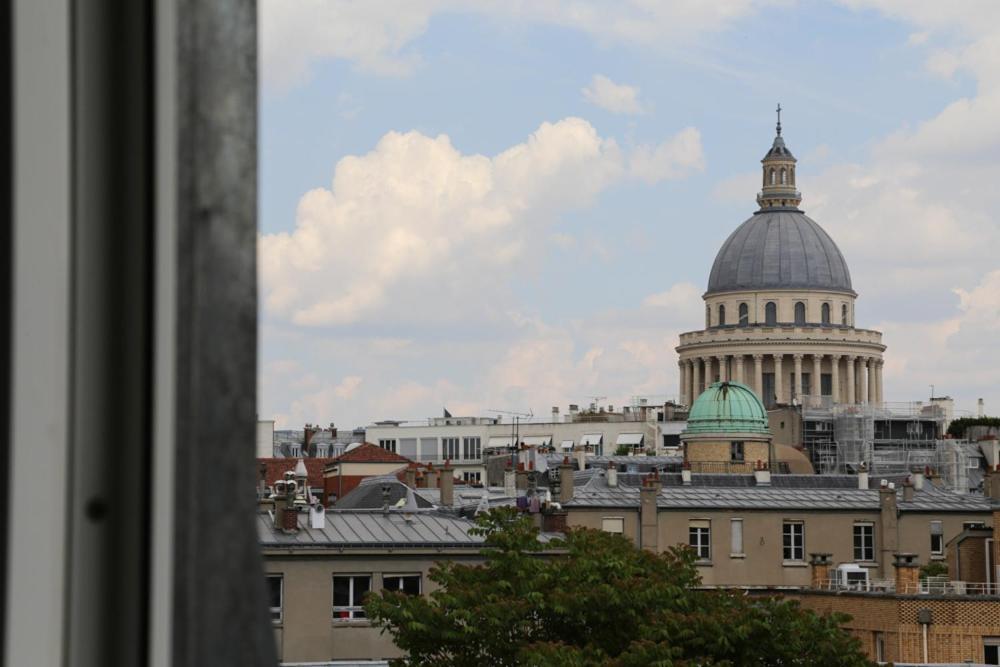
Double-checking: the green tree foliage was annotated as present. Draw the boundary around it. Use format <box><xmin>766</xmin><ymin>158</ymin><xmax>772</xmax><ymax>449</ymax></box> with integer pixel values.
<box><xmin>947</xmin><ymin>416</ymin><xmax>1000</xmax><ymax>439</ymax></box>
<box><xmin>365</xmin><ymin>508</ymin><xmax>871</xmax><ymax>666</ymax></box>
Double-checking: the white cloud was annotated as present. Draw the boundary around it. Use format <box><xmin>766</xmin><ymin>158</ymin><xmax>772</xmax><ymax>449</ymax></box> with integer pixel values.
<box><xmin>261</xmin><ymin>0</ymin><xmax>785</xmax><ymax>90</ymax></box>
<box><xmin>334</xmin><ymin>375</ymin><xmax>364</xmax><ymax>399</ymax></box>
<box><xmin>260</xmin><ymin>118</ymin><xmax>703</xmax><ymax>327</ymax></box>
<box><xmin>582</xmin><ymin>74</ymin><xmax>645</xmax><ymax>114</ymax></box>
<box><xmin>642</xmin><ymin>282</ymin><xmax>702</xmax><ymax>309</ymax></box>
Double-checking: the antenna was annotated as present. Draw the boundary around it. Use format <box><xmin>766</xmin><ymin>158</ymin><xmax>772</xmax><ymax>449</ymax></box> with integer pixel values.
<box><xmin>487</xmin><ymin>408</ymin><xmax>534</xmax><ymax>469</ymax></box>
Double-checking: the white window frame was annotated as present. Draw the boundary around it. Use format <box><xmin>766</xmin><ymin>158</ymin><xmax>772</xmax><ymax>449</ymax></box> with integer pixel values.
<box><xmin>462</xmin><ymin>436</ymin><xmax>481</xmax><ymax>460</ymax></box>
<box><xmin>730</xmin><ymin>519</ymin><xmax>744</xmax><ymax>557</ymax></box>
<box><xmin>782</xmin><ymin>521</ymin><xmax>804</xmax><ymax>562</ymax></box>
<box><xmin>602</xmin><ymin>517</ymin><xmax>625</xmax><ymax>535</ymax></box>
<box><xmin>333</xmin><ymin>574</ymin><xmax>371</xmax><ymax>621</ymax></box>
<box><xmin>442</xmin><ymin>437</ymin><xmax>460</xmax><ymax>460</ymax></box>
<box><xmin>378</xmin><ymin>438</ymin><xmax>397</xmax><ymax>454</ymax></box>
<box><xmin>853</xmin><ymin>522</ymin><xmax>875</xmax><ymax>562</ymax></box>
<box><xmin>382</xmin><ymin>573</ymin><xmax>421</xmax><ymax>596</ymax></box>
<box><xmin>689</xmin><ymin>520</ymin><xmax>711</xmax><ymax>561</ymax></box>
<box><xmin>267</xmin><ymin>574</ymin><xmax>283</xmax><ymax>624</ymax></box>
<box><xmin>462</xmin><ymin>471</ymin><xmax>481</xmax><ymax>484</ymax></box>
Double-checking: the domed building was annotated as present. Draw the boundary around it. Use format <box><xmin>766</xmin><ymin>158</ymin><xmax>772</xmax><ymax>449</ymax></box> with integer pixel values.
<box><xmin>676</xmin><ymin>110</ymin><xmax>885</xmax><ymax>409</ymax></box>
<box><xmin>682</xmin><ymin>381</ymin><xmax>772</xmax><ymax>472</ymax></box>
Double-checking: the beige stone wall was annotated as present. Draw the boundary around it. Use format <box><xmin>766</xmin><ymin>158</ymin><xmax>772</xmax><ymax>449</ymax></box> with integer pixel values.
<box><xmin>265</xmin><ymin>551</ymin><xmax>484</xmax><ymax>663</ymax></box>
<box><xmin>702</xmin><ymin>288</ymin><xmax>856</xmax><ymax>328</ymax></box>
<box><xmin>683</xmin><ymin>438</ymin><xmax>770</xmax><ymax>470</ymax></box>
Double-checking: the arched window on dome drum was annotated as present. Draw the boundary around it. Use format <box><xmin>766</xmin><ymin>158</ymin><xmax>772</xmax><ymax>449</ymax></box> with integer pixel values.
<box><xmin>841</xmin><ymin>303</ymin><xmax>848</xmax><ymax>326</ymax></box>
<box><xmin>738</xmin><ymin>303</ymin><xmax>749</xmax><ymax>326</ymax></box>
<box><xmin>769</xmin><ymin>168</ymin><xmax>776</xmax><ymax>185</ymax></box>
<box><xmin>821</xmin><ymin>302</ymin><xmax>831</xmax><ymax>325</ymax></box>
<box><xmin>780</xmin><ymin>168</ymin><xmax>786</xmax><ymax>185</ymax></box>
<box><xmin>765</xmin><ymin>302</ymin><xmax>777</xmax><ymax>326</ymax></box>
<box><xmin>718</xmin><ymin>304</ymin><xmax>726</xmax><ymax>326</ymax></box>
<box><xmin>794</xmin><ymin>301</ymin><xmax>806</xmax><ymax>325</ymax></box>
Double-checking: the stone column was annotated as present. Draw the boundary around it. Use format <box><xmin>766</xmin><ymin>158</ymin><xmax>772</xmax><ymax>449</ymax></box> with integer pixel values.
<box><xmin>734</xmin><ymin>355</ymin><xmax>745</xmax><ymax>384</ymax></box>
<box><xmin>868</xmin><ymin>358</ymin><xmax>876</xmax><ymax>404</ymax></box>
<box><xmin>705</xmin><ymin>357</ymin><xmax>715</xmax><ymax>385</ymax></box>
<box><xmin>717</xmin><ymin>355</ymin><xmax>728</xmax><ymax>382</ymax></box>
<box><xmin>811</xmin><ymin>354</ymin><xmax>822</xmax><ymax>401</ymax></box>
<box><xmin>845</xmin><ymin>355</ymin><xmax>856</xmax><ymax>404</ymax></box>
<box><xmin>858</xmin><ymin>357</ymin><xmax>869</xmax><ymax>404</ymax></box>
<box><xmin>830</xmin><ymin>355</ymin><xmax>841</xmax><ymax>404</ymax></box>
<box><xmin>752</xmin><ymin>354</ymin><xmax>763</xmax><ymax>398</ymax></box>
<box><xmin>773</xmin><ymin>354</ymin><xmax>784</xmax><ymax>405</ymax></box>
<box><xmin>792</xmin><ymin>354</ymin><xmax>803</xmax><ymax>401</ymax></box>
<box><xmin>679</xmin><ymin>360</ymin><xmax>687</xmax><ymax>407</ymax></box>
<box><xmin>876</xmin><ymin>361</ymin><xmax>884</xmax><ymax>404</ymax></box>
<box><xmin>692</xmin><ymin>358</ymin><xmax>701</xmax><ymax>400</ymax></box>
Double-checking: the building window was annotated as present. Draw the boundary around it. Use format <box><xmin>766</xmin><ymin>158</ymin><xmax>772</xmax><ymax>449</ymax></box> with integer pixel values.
<box><xmin>267</xmin><ymin>574</ymin><xmax>283</xmax><ymax>624</ymax></box>
<box><xmin>738</xmin><ymin>302</ymin><xmax>749</xmax><ymax>326</ymax></box>
<box><xmin>730</xmin><ymin>519</ymin><xmax>744</xmax><ymax>556</ymax></box>
<box><xmin>378</xmin><ymin>439</ymin><xmax>397</xmax><ymax>453</ymax></box>
<box><xmin>689</xmin><ymin>520</ymin><xmax>711</xmax><ymax>560</ymax></box>
<box><xmin>706</xmin><ymin>304</ymin><xmax>711</xmax><ymax>327</ymax></box>
<box><xmin>462</xmin><ymin>436</ymin><xmax>481</xmax><ymax>460</ymax></box>
<box><xmin>333</xmin><ymin>574</ymin><xmax>371</xmax><ymax>620</ymax></box>
<box><xmin>930</xmin><ymin>521</ymin><xmax>944</xmax><ymax>556</ymax></box>
<box><xmin>841</xmin><ymin>303</ymin><xmax>848</xmax><ymax>326</ymax></box>
<box><xmin>718</xmin><ymin>304</ymin><xmax>726</xmax><ymax>326</ymax></box>
<box><xmin>875</xmin><ymin>632</ymin><xmax>886</xmax><ymax>663</ymax></box>
<box><xmin>783</xmin><ymin>522</ymin><xmax>804</xmax><ymax>561</ymax></box>
<box><xmin>442</xmin><ymin>437</ymin><xmax>460</xmax><ymax>460</ymax></box>
<box><xmin>985</xmin><ymin>637</ymin><xmax>1000</xmax><ymax>665</ymax></box>
<box><xmin>383</xmin><ymin>574</ymin><xmax>421</xmax><ymax>596</ymax></box>
<box><xmin>765</xmin><ymin>301</ymin><xmax>777</xmax><ymax>326</ymax></box>
<box><xmin>780</xmin><ymin>167</ymin><xmax>786</xmax><ymax>185</ymax></box>
<box><xmin>794</xmin><ymin>301</ymin><xmax>806</xmax><ymax>325</ymax></box>
<box><xmin>462</xmin><ymin>471</ymin><xmax>481</xmax><ymax>484</ymax></box>
<box><xmin>730</xmin><ymin>441</ymin><xmax>744</xmax><ymax>462</ymax></box>
<box><xmin>853</xmin><ymin>523</ymin><xmax>875</xmax><ymax>562</ymax></box>
<box><xmin>821</xmin><ymin>302</ymin><xmax>831</xmax><ymax>324</ymax></box>
<box><xmin>769</xmin><ymin>168</ymin><xmax>776</xmax><ymax>185</ymax></box>
<box><xmin>602</xmin><ymin>517</ymin><xmax>625</xmax><ymax>534</ymax></box>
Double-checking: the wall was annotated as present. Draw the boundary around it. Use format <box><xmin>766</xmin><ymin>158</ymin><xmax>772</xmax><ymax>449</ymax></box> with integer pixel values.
<box><xmin>702</xmin><ymin>289</ymin><xmax>856</xmax><ymax>328</ymax></box>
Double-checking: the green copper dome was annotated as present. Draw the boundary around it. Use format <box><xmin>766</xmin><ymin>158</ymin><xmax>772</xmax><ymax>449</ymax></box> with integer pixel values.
<box><xmin>685</xmin><ymin>381</ymin><xmax>770</xmax><ymax>435</ymax></box>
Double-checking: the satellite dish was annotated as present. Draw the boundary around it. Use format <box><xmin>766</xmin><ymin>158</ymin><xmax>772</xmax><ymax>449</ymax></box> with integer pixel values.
<box><xmin>345</xmin><ymin>442</ymin><xmax>362</xmax><ymax>452</ymax></box>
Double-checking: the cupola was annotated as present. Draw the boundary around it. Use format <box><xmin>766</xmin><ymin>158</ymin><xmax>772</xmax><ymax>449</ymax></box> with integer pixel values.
<box><xmin>757</xmin><ymin>104</ymin><xmax>801</xmax><ymax>210</ymax></box>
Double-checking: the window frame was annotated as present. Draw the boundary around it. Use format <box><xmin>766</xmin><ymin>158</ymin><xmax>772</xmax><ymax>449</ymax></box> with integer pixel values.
<box><xmin>718</xmin><ymin>304</ymin><xmax>726</xmax><ymax>326</ymax></box>
<box><xmin>441</xmin><ymin>437</ymin><xmax>460</xmax><ymax>460</ymax></box>
<box><xmin>730</xmin><ymin>518</ymin><xmax>744</xmax><ymax>557</ymax></box>
<box><xmin>794</xmin><ymin>301</ymin><xmax>806</xmax><ymax>325</ymax></box>
<box><xmin>602</xmin><ymin>517</ymin><xmax>625</xmax><ymax>535</ymax></box>
<box><xmin>462</xmin><ymin>436</ymin><xmax>481</xmax><ymax>460</ymax></box>
<box><xmin>853</xmin><ymin>522</ymin><xmax>875</xmax><ymax>562</ymax></box>
<box><xmin>764</xmin><ymin>301</ymin><xmax>777</xmax><ymax>326</ymax></box>
<box><xmin>738</xmin><ymin>302</ymin><xmax>749</xmax><ymax>326</ymax></box>
<box><xmin>333</xmin><ymin>574</ymin><xmax>372</xmax><ymax>621</ymax></box>
<box><xmin>382</xmin><ymin>573</ymin><xmax>421</xmax><ymax>597</ymax></box>
<box><xmin>730</xmin><ymin>441</ymin><xmax>744</xmax><ymax>462</ymax></box>
<box><xmin>378</xmin><ymin>438</ymin><xmax>397</xmax><ymax>453</ymax></box>
<box><xmin>689</xmin><ymin>520</ymin><xmax>711</xmax><ymax>561</ymax></box>
<box><xmin>782</xmin><ymin>521</ymin><xmax>804</xmax><ymax>562</ymax></box>
<box><xmin>821</xmin><ymin>302</ymin><xmax>831</xmax><ymax>325</ymax></box>
<box><xmin>930</xmin><ymin>520</ymin><xmax>944</xmax><ymax>556</ymax></box>
<box><xmin>267</xmin><ymin>574</ymin><xmax>283</xmax><ymax>624</ymax></box>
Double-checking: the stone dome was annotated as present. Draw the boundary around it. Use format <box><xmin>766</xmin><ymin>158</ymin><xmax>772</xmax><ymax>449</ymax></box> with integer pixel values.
<box><xmin>706</xmin><ymin>209</ymin><xmax>853</xmax><ymax>296</ymax></box>
<box><xmin>685</xmin><ymin>381</ymin><xmax>770</xmax><ymax>435</ymax></box>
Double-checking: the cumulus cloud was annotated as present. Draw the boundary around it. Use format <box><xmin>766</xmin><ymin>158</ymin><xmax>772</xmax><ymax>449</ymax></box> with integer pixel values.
<box><xmin>582</xmin><ymin>74</ymin><xmax>645</xmax><ymax>114</ymax></box>
<box><xmin>260</xmin><ymin>118</ymin><xmax>703</xmax><ymax>327</ymax></box>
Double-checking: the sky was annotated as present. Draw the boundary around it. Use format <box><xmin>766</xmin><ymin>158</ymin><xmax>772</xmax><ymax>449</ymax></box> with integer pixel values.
<box><xmin>258</xmin><ymin>0</ymin><xmax>1000</xmax><ymax>430</ymax></box>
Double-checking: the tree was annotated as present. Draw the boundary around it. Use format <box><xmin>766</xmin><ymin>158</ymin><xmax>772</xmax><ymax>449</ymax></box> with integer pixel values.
<box><xmin>365</xmin><ymin>508</ymin><xmax>871</xmax><ymax>666</ymax></box>
<box><xmin>947</xmin><ymin>416</ymin><xmax>1000</xmax><ymax>439</ymax></box>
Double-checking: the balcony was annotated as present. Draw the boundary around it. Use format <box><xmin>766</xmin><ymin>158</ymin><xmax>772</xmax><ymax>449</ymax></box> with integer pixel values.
<box><xmin>677</xmin><ymin>324</ymin><xmax>884</xmax><ymax>349</ymax></box>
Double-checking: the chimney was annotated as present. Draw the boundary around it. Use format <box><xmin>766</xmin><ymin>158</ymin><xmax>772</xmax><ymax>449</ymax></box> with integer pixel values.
<box><xmin>503</xmin><ymin>465</ymin><xmax>516</xmax><ymax>497</ymax></box>
<box><xmin>574</xmin><ymin>446</ymin><xmax>586</xmax><ymax>472</ymax></box>
<box><xmin>992</xmin><ymin>508</ymin><xmax>1000</xmax><ymax>585</ymax></box>
<box><xmin>879</xmin><ymin>482</ymin><xmax>899</xmax><ymax>577</ymax></box>
<box><xmin>640</xmin><ymin>472</ymin><xmax>661</xmax><ymax>552</ymax></box>
<box><xmin>308</xmin><ymin>503</ymin><xmax>325</xmax><ymax>529</ymax></box>
<box><xmin>858</xmin><ymin>462</ymin><xmax>869</xmax><ymax>490</ymax></box>
<box><xmin>753</xmin><ymin>461</ymin><xmax>771</xmax><ymax>486</ymax></box>
<box><xmin>985</xmin><ymin>464</ymin><xmax>1000</xmax><ymax>500</ymax></box>
<box><xmin>425</xmin><ymin>463</ymin><xmax>439</xmax><ymax>489</ymax></box>
<box><xmin>329</xmin><ymin>422</ymin><xmax>337</xmax><ymax>439</ymax></box>
<box><xmin>440</xmin><ymin>460</ymin><xmax>455</xmax><ymax>507</ymax></box>
<box><xmin>912</xmin><ymin>469</ymin><xmax>924</xmax><ymax>491</ymax></box>
<box><xmin>607</xmin><ymin>462</ymin><xmax>618</xmax><ymax>488</ymax></box>
<box><xmin>559</xmin><ymin>457</ymin><xmax>574</xmax><ymax>503</ymax></box>
<box><xmin>294</xmin><ymin>458</ymin><xmax>309</xmax><ymax>506</ymax></box>
<box><xmin>809</xmin><ymin>553</ymin><xmax>833</xmax><ymax>589</ymax></box>
<box><xmin>552</xmin><ymin>406</ymin><xmax>559</xmax><ymax>422</ymax></box>
<box><xmin>681</xmin><ymin>466</ymin><xmax>692</xmax><ymax>485</ymax></box>
<box><xmin>515</xmin><ymin>462</ymin><xmax>529</xmax><ymax>491</ymax></box>
<box><xmin>304</xmin><ymin>424</ymin><xmax>316</xmax><ymax>451</ymax></box>
<box><xmin>404</xmin><ymin>464</ymin><xmax>417</xmax><ymax>489</ymax></box>
<box><xmin>903</xmin><ymin>480</ymin><xmax>915</xmax><ymax>502</ymax></box>
<box><xmin>381</xmin><ymin>483</ymin><xmax>391</xmax><ymax>515</ymax></box>
<box><xmin>272</xmin><ymin>479</ymin><xmax>288</xmax><ymax>527</ymax></box>
<box><xmin>281</xmin><ymin>476</ymin><xmax>299</xmax><ymax>533</ymax></box>
<box><xmin>893</xmin><ymin>553</ymin><xmax>920</xmax><ymax>594</ymax></box>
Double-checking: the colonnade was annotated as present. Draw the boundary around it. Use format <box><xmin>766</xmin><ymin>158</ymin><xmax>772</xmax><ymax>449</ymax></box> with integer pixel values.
<box><xmin>679</xmin><ymin>353</ymin><xmax>883</xmax><ymax>408</ymax></box>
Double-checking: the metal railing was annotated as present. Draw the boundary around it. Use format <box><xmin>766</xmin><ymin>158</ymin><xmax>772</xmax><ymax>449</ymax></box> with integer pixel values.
<box><xmin>815</xmin><ymin>577</ymin><xmax>1000</xmax><ymax>596</ymax></box>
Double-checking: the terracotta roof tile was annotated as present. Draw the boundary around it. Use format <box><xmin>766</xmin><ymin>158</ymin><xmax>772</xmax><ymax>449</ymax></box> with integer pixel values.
<box><xmin>257</xmin><ymin>458</ymin><xmax>334</xmax><ymax>489</ymax></box>
<box><xmin>329</xmin><ymin>442</ymin><xmax>413</xmax><ymax>464</ymax></box>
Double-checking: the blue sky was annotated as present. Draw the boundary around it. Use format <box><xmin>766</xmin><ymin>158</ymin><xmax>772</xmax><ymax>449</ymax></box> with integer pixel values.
<box><xmin>258</xmin><ymin>1</ymin><xmax>1000</xmax><ymax>429</ymax></box>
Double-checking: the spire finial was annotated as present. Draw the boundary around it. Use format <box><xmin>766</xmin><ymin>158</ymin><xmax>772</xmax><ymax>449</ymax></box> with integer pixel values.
<box><xmin>776</xmin><ymin>103</ymin><xmax>782</xmax><ymax>136</ymax></box>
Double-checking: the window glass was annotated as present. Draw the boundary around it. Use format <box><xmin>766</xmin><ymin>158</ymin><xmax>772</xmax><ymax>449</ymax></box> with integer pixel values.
<box><xmin>333</xmin><ymin>575</ymin><xmax>371</xmax><ymax>620</ymax></box>
<box><xmin>730</xmin><ymin>519</ymin><xmax>743</xmax><ymax>556</ymax></box>
<box><xmin>783</xmin><ymin>522</ymin><xmax>804</xmax><ymax>561</ymax></box>
<box><xmin>821</xmin><ymin>302</ymin><xmax>830</xmax><ymax>324</ymax></box>
<box><xmin>765</xmin><ymin>302</ymin><xmax>777</xmax><ymax>326</ymax></box>
<box><xmin>794</xmin><ymin>301</ymin><xmax>806</xmax><ymax>325</ymax></box>
<box><xmin>930</xmin><ymin>521</ymin><xmax>944</xmax><ymax>555</ymax></box>
<box><xmin>442</xmin><ymin>437</ymin><xmax>460</xmax><ymax>460</ymax></box>
<box><xmin>267</xmin><ymin>575</ymin><xmax>283</xmax><ymax>623</ymax></box>
<box><xmin>718</xmin><ymin>304</ymin><xmax>725</xmax><ymax>326</ymax></box>
<box><xmin>383</xmin><ymin>574</ymin><xmax>421</xmax><ymax>596</ymax></box>
<box><xmin>730</xmin><ymin>441</ymin><xmax>744</xmax><ymax>462</ymax></box>
<box><xmin>462</xmin><ymin>436</ymin><xmax>481</xmax><ymax>460</ymax></box>
<box><xmin>378</xmin><ymin>439</ymin><xmax>397</xmax><ymax>453</ymax></box>
<box><xmin>841</xmin><ymin>303</ymin><xmax>848</xmax><ymax>325</ymax></box>
<box><xmin>738</xmin><ymin>303</ymin><xmax>748</xmax><ymax>326</ymax></box>
<box><xmin>462</xmin><ymin>471</ymin><xmax>481</xmax><ymax>484</ymax></box>
<box><xmin>853</xmin><ymin>523</ymin><xmax>875</xmax><ymax>561</ymax></box>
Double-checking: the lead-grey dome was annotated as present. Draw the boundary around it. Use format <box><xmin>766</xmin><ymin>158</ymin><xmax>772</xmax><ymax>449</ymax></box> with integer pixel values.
<box><xmin>706</xmin><ymin>210</ymin><xmax>853</xmax><ymax>295</ymax></box>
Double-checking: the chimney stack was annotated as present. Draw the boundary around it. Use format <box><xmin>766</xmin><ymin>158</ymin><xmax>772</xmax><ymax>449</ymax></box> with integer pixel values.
<box><xmin>574</xmin><ymin>445</ymin><xmax>586</xmax><ymax>472</ymax></box>
<box><xmin>607</xmin><ymin>462</ymin><xmax>618</xmax><ymax>488</ymax></box>
<box><xmin>552</xmin><ymin>406</ymin><xmax>559</xmax><ymax>422</ymax></box>
<box><xmin>640</xmin><ymin>472</ymin><xmax>661</xmax><ymax>552</ymax></box>
<box><xmin>858</xmin><ymin>462</ymin><xmax>869</xmax><ymax>490</ymax></box>
<box><xmin>559</xmin><ymin>457</ymin><xmax>574</xmax><ymax>503</ymax></box>
<box><xmin>912</xmin><ymin>469</ymin><xmax>924</xmax><ymax>491</ymax></box>
<box><xmin>440</xmin><ymin>460</ymin><xmax>455</xmax><ymax>507</ymax></box>
<box><xmin>809</xmin><ymin>553</ymin><xmax>833</xmax><ymax>589</ymax></box>
<box><xmin>425</xmin><ymin>463</ymin><xmax>439</xmax><ymax>489</ymax></box>
<box><xmin>515</xmin><ymin>462</ymin><xmax>528</xmax><ymax>491</ymax></box>
<box><xmin>681</xmin><ymin>465</ymin><xmax>692</xmax><ymax>486</ymax></box>
<box><xmin>879</xmin><ymin>482</ymin><xmax>899</xmax><ymax>577</ymax></box>
<box><xmin>903</xmin><ymin>480</ymin><xmax>915</xmax><ymax>502</ymax></box>
<box><xmin>404</xmin><ymin>464</ymin><xmax>417</xmax><ymax>489</ymax></box>
<box><xmin>753</xmin><ymin>460</ymin><xmax>771</xmax><ymax>486</ymax></box>
<box><xmin>984</xmin><ymin>464</ymin><xmax>1000</xmax><ymax>500</ymax></box>
<box><xmin>893</xmin><ymin>553</ymin><xmax>920</xmax><ymax>593</ymax></box>
<box><xmin>503</xmin><ymin>464</ymin><xmax>516</xmax><ymax>497</ymax></box>
<box><xmin>281</xmin><ymin>474</ymin><xmax>299</xmax><ymax>533</ymax></box>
